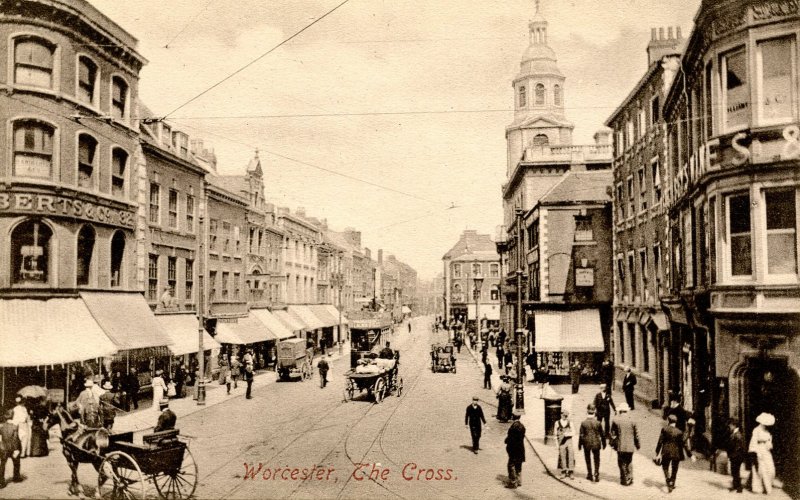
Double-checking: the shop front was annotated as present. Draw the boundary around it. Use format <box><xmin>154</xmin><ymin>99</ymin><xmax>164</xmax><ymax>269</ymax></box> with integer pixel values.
<box><xmin>533</xmin><ymin>308</ymin><xmax>605</xmax><ymax>378</ymax></box>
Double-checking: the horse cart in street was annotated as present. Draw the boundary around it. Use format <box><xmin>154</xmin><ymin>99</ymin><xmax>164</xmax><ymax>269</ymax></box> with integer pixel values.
<box><xmin>431</xmin><ymin>343</ymin><xmax>456</xmax><ymax>373</ymax></box>
<box><xmin>54</xmin><ymin>406</ymin><xmax>197</xmax><ymax>499</ymax></box>
<box><xmin>343</xmin><ymin>356</ymin><xmax>402</xmax><ymax>403</ymax></box>
<box><xmin>277</xmin><ymin>338</ymin><xmax>313</xmax><ymax>381</ymax></box>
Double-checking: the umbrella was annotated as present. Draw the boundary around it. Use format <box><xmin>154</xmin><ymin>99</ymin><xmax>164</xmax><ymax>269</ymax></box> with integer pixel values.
<box><xmin>17</xmin><ymin>385</ymin><xmax>48</xmax><ymax>399</ymax></box>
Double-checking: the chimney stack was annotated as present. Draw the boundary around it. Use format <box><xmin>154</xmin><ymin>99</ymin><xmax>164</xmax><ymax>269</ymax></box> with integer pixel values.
<box><xmin>648</xmin><ymin>26</ymin><xmax>685</xmax><ymax>66</ymax></box>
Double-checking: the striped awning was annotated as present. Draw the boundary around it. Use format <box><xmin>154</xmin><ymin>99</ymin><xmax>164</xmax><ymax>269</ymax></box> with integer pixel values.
<box><xmin>273</xmin><ymin>309</ymin><xmax>305</xmax><ymax>332</ymax></box>
<box><xmin>534</xmin><ymin>309</ymin><xmax>604</xmax><ymax>352</ymax></box>
<box><xmin>215</xmin><ymin>314</ymin><xmax>275</xmax><ymax>344</ymax></box>
<box><xmin>288</xmin><ymin>305</ymin><xmax>325</xmax><ymax>330</ymax></box>
<box><xmin>80</xmin><ymin>292</ymin><xmax>173</xmax><ymax>351</ymax></box>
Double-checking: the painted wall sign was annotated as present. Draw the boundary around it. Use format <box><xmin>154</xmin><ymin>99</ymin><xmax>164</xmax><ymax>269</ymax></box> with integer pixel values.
<box><xmin>0</xmin><ymin>191</ymin><xmax>135</xmax><ymax>227</ymax></box>
<box><xmin>575</xmin><ymin>268</ymin><xmax>595</xmax><ymax>287</ymax></box>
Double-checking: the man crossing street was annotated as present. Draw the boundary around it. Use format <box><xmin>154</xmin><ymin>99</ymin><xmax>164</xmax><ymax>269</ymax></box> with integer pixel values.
<box><xmin>464</xmin><ymin>396</ymin><xmax>486</xmax><ymax>454</ymax></box>
<box><xmin>317</xmin><ymin>358</ymin><xmax>329</xmax><ymax>389</ymax></box>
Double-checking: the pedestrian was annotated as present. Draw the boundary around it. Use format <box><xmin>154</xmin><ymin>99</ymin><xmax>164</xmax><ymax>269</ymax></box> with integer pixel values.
<box><xmin>555</xmin><ymin>410</ymin><xmax>576</xmax><ymax>480</ymax></box>
<box><xmin>507</xmin><ymin>363</ymin><xmax>516</xmax><ymax>381</ymax></box>
<box><xmin>151</xmin><ymin>369</ymin><xmax>168</xmax><ymax>410</ymax></box>
<box><xmin>725</xmin><ymin>418</ymin><xmax>746</xmax><ymax>493</ymax></box>
<box><xmin>230</xmin><ymin>354</ymin><xmax>241</xmax><ymax>389</ymax></box>
<box><xmin>219</xmin><ymin>361</ymin><xmax>231</xmax><ymax>395</ymax></box>
<box><xmin>76</xmin><ymin>379</ymin><xmax>102</xmax><ymax>427</ymax></box>
<box><xmin>483</xmin><ymin>361</ymin><xmax>493</xmax><ymax>390</ymax></box>
<box><xmin>593</xmin><ymin>384</ymin><xmax>616</xmax><ymax>436</ymax></box>
<box><xmin>609</xmin><ymin>403</ymin><xmax>639</xmax><ymax>486</ymax></box>
<box><xmin>749</xmin><ymin>412</ymin><xmax>776</xmax><ymax>495</ymax></box>
<box><xmin>408</xmin><ymin>322</ymin><xmax>411</xmax><ymax>333</ymax></box>
<box><xmin>578</xmin><ymin>404</ymin><xmax>605</xmax><ymax>482</ymax></box>
<box><xmin>0</xmin><ymin>409</ymin><xmax>23</xmax><ymax>488</ymax></box>
<box><xmin>173</xmin><ymin>363</ymin><xmax>185</xmax><ymax>399</ymax></box>
<box><xmin>496</xmin><ymin>344</ymin><xmax>504</xmax><ymax>370</ymax></box>
<box><xmin>526</xmin><ymin>352</ymin><xmax>537</xmax><ymax>382</ymax></box>
<box><xmin>454</xmin><ymin>333</ymin><xmax>462</xmax><ymax>354</ymax></box>
<box><xmin>655</xmin><ymin>413</ymin><xmax>693</xmax><ymax>493</ymax></box>
<box><xmin>601</xmin><ymin>357</ymin><xmax>615</xmax><ymax>391</ymax></box>
<box><xmin>622</xmin><ymin>366</ymin><xmax>637</xmax><ymax>410</ymax></box>
<box><xmin>569</xmin><ymin>360</ymin><xmax>582</xmax><ymax>394</ymax></box>
<box><xmin>123</xmin><ymin>368</ymin><xmax>139</xmax><ymax>410</ymax></box>
<box><xmin>662</xmin><ymin>393</ymin><xmax>689</xmax><ymax>431</ymax></box>
<box><xmin>505</xmin><ymin>409</ymin><xmax>526</xmax><ymax>488</ymax></box>
<box><xmin>318</xmin><ymin>357</ymin><xmax>329</xmax><ymax>389</ymax></box>
<box><xmin>464</xmin><ymin>396</ymin><xmax>487</xmax><ymax>454</ymax></box>
<box><xmin>99</xmin><ymin>381</ymin><xmax>116</xmax><ymax>430</ymax></box>
<box><xmin>242</xmin><ymin>349</ymin><xmax>254</xmax><ymax>366</ymax></box>
<box><xmin>481</xmin><ymin>343</ymin><xmax>488</xmax><ymax>365</ymax></box>
<box><xmin>496</xmin><ymin>376</ymin><xmax>513</xmax><ymax>422</ymax></box>
<box><xmin>244</xmin><ymin>363</ymin><xmax>254</xmax><ymax>399</ymax></box>
<box><xmin>504</xmin><ymin>349</ymin><xmax>513</xmax><ymax>371</ymax></box>
<box><xmin>498</xmin><ymin>328</ymin><xmax>507</xmax><ymax>347</ymax></box>
<box><xmin>10</xmin><ymin>398</ymin><xmax>30</xmax><ymax>458</ymax></box>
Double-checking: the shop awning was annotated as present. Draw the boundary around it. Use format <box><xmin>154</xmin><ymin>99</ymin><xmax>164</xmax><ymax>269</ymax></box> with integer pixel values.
<box><xmin>534</xmin><ymin>309</ymin><xmax>605</xmax><ymax>353</ymax></box>
<box><xmin>80</xmin><ymin>292</ymin><xmax>173</xmax><ymax>352</ymax></box>
<box><xmin>250</xmin><ymin>309</ymin><xmax>295</xmax><ymax>339</ymax></box>
<box><xmin>155</xmin><ymin>314</ymin><xmax>221</xmax><ymax>356</ymax></box>
<box><xmin>288</xmin><ymin>305</ymin><xmax>325</xmax><ymax>330</ymax></box>
<box><xmin>273</xmin><ymin>310</ymin><xmax>305</xmax><ymax>332</ymax></box>
<box><xmin>402</xmin><ymin>306</ymin><xmax>412</xmax><ymax>314</ymax></box>
<box><xmin>215</xmin><ymin>314</ymin><xmax>276</xmax><ymax>345</ymax></box>
<box><xmin>322</xmin><ymin>304</ymin><xmax>347</xmax><ymax>324</ymax></box>
<box><xmin>307</xmin><ymin>305</ymin><xmax>339</xmax><ymax>327</ymax></box>
<box><xmin>482</xmin><ymin>305</ymin><xmax>500</xmax><ymax>321</ymax></box>
<box><xmin>0</xmin><ymin>298</ymin><xmax>118</xmax><ymax>367</ymax></box>
<box><xmin>646</xmin><ymin>312</ymin><xmax>669</xmax><ymax>331</ymax></box>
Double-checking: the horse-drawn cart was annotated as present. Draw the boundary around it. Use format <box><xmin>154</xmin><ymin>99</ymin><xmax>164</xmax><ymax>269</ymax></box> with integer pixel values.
<box><xmin>343</xmin><ymin>357</ymin><xmax>402</xmax><ymax>403</ymax></box>
<box><xmin>431</xmin><ymin>343</ymin><xmax>456</xmax><ymax>373</ymax></box>
<box><xmin>55</xmin><ymin>407</ymin><xmax>197</xmax><ymax>499</ymax></box>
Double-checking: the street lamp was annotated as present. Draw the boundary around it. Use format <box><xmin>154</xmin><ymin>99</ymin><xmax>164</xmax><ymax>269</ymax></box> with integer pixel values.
<box><xmin>473</xmin><ymin>276</ymin><xmax>483</xmax><ymax>348</ymax></box>
<box><xmin>514</xmin><ymin>207</ymin><xmax>525</xmax><ymax>413</ymax></box>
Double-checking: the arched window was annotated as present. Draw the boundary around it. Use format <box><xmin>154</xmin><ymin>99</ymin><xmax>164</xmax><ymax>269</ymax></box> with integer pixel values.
<box><xmin>14</xmin><ymin>37</ymin><xmax>54</xmax><ymax>88</ymax></box>
<box><xmin>111</xmin><ymin>148</ymin><xmax>128</xmax><ymax>197</ymax></box>
<box><xmin>111</xmin><ymin>76</ymin><xmax>128</xmax><ymax>120</ymax></box>
<box><xmin>76</xmin><ymin>225</ymin><xmax>95</xmax><ymax>286</ymax></box>
<box><xmin>78</xmin><ymin>134</ymin><xmax>97</xmax><ymax>189</ymax></box>
<box><xmin>554</xmin><ymin>85</ymin><xmax>562</xmax><ymax>106</ymax></box>
<box><xmin>535</xmin><ymin>83</ymin><xmax>545</xmax><ymax>105</ymax></box>
<box><xmin>532</xmin><ymin>134</ymin><xmax>549</xmax><ymax>146</ymax></box>
<box><xmin>519</xmin><ymin>86</ymin><xmax>527</xmax><ymax>107</ymax></box>
<box><xmin>77</xmin><ymin>56</ymin><xmax>98</xmax><ymax>105</ymax></box>
<box><xmin>11</xmin><ymin>219</ymin><xmax>53</xmax><ymax>285</ymax></box>
<box><xmin>110</xmin><ymin>231</ymin><xmax>125</xmax><ymax>287</ymax></box>
<box><xmin>13</xmin><ymin>120</ymin><xmax>54</xmax><ymax>178</ymax></box>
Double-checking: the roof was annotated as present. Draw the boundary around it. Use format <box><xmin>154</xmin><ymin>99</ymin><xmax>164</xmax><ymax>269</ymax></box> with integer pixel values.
<box><xmin>443</xmin><ymin>231</ymin><xmax>497</xmax><ymax>260</ymax></box>
<box><xmin>209</xmin><ymin>175</ymin><xmax>249</xmax><ymax>198</ymax></box>
<box><xmin>539</xmin><ymin>170</ymin><xmax>612</xmax><ymax>205</ymax></box>
<box><xmin>451</xmin><ymin>251</ymin><xmax>500</xmax><ymax>263</ymax></box>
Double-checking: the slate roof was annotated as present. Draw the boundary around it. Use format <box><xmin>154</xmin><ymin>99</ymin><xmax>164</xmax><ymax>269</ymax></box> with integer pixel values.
<box><xmin>539</xmin><ymin>170</ymin><xmax>612</xmax><ymax>205</ymax></box>
<box><xmin>443</xmin><ymin>231</ymin><xmax>497</xmax><ymax>260</ymax></box>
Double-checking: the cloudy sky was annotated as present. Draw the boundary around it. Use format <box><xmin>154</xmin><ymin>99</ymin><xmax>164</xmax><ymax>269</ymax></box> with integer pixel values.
<box><xmin>88</xmin><ymin>0</ymin><xmax>699</xmax><ymax>279</ymax></box>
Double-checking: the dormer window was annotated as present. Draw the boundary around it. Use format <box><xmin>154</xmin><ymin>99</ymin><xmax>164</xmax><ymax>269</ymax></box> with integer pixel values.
<box><xmin>535</xmin><ymin>83</ymin><xmax>545</xmax><ymax>105</ymax></box>
<box><xmin>161</xmin><ymin>124</ymin><xmax>172</xmax><ymax>147</ymax></box>
<box><xmin>111</xmin><ymin>76</ymin><xmax>128</xmax><ymax>121</ymax></box>
<box><xmin>15</xmin><ymin>38</ymin><xmax>54</xmax><ymax>89</ymax></box>
<box><xmin>172</xmin><ymin>132</ymin><xmax>188</xmax><ymax>157</ymax></box>
<box><xmin>519</xmin><ymin>86</ymin><xmax>527</xmax><ymax>107</ymax></box>
<box><xmin>77</xmin><ymin>56</ymin><xmax>98</xmax><ymax>105</ymax></box>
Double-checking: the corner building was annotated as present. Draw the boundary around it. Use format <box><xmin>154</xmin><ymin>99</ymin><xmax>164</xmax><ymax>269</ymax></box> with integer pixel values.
<box><xmin>662</xmin><ymin>0</ymin><xmax>800</xmax><ymax>491</ymax></box>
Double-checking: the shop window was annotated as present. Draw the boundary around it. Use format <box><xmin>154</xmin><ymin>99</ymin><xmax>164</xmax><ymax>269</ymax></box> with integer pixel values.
<box><xmin>13</xmin><ymin>120</ymin><xmax>54</xmax><ymax>178</ymax></box>
<box><xmin>758</xmin><ymin>36</ymin><xmax>796</xmax><ymax>124</ymax></box>
<box><xmin>77</xmin><ymin>134</ymin><xmax>97</xmax><ymax>189</ymax></box>
<box><xmin>149</xmin><ymin>182</ymin><xmax>160</xmax><ymax>224</ymax></box>
<box><xmin>11</xmin><ymin>219</ymin><xmax>52</xmax><ymax>285</ymax></box>
<box><xmin>111</xmin><ymin>148</ymin><xmax>127</xmax><ymax>197</ymax></box>
<box><xmin>15</xmin><ymin>37</ymin><xmax>54</xmax><ymax>88</ymax></box>
<box><xmin>77</xmin><ymin>56</ymin><xmax>97</xmax><ymax>105</ymax></box>
<box><xmin>168</xmin><ymin>189</ymin><xmax>178</xmax><ymax>228</ymax></box>
<box><xmin>490</xmin><ymin>286</ymin><xmax>499</xmax><ymax>301</ymax></box>
<box><xmin>764</xmin><ymin>189</ymin><xmax>797</xmax><ymax>275</ymax></box>
<box><xmin>111</xmin><ymin>76</ymin><xmax>128</xmax><ymax>120</ymax></box>
<box><xmin>234</xmin><ymin>272</ymin><xmax>241</xmax><ymax>300</ymax></box>
<box><xmin>518</xmin><ymin>86</ymin><xmax>526</xmax><ymax>107</ymax></box>
<box><xmin>185</xmin><ymin>259</ymin><xmax>193</xmax><ymax>300</ymax></box>
<box><xmin>535</xmin><ymin>83</ymin><xmax>545</xmax><ymax>105</ymax></box>
<box><xmin>76</xmin><ymin>225</ymin><xmax>95</xmax><ymax>286</ymax></box>
<box><xmin>575</xmin><ymin>215</ymin><xmax>593</xmax><ymax>241</ymax></box>
<box><xmin>147</xmin><ymin>254</ymin><xmax>159</xmax><ymax>300</ymax></box>
<box><xmin>110</xmin><ymin>231</ymin><xmax>125</xmax><ymax>288</ymax></box>
<box><xmin>721</xmin><ymin>47</ymin><xmax>749</xmax><ymax>130</ymax></box>
<box><xmin>553</xmin><ymin>85</ymin><xmax>562</xmax><ymax>106</ymax></box>
<box><xmin>728</xmin><ymin>193</ymin><xmax>752</xmax><ymax>276</ymax></box>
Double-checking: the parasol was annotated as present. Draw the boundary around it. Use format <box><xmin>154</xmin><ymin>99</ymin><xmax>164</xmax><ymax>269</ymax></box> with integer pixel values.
<box><xmin>17</xmin><ymin>385</ymin><xmax>48</xmax><ymax>399</ymax></box>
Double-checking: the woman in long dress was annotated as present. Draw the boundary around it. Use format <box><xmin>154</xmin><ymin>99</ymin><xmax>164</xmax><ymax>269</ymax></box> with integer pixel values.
<box><xmin>151</xmin><ymin>369</ymin><xmax>168</xmax><ymax>410</ymax></box>
<box><xmin>28</xmin><ymin>400</ymin><xmax>49</xmax><ymax>457</ymax></box>
<box><xmin>749</xmin><ymin>413</ymin><xmax>776</xmax><ymax>494</ymax></box>
<box><xmin>496</xmin><ymin>376</ymin><xmax>513</xmax><ymax>422</ymax></box>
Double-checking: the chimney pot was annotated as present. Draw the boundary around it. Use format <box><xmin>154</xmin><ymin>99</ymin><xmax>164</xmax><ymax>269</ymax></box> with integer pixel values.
<box><xmin>676</xmin><ymin>26</ymin><xmax>682</xmax><ymax>38</ymax></box>
<box><xmin>651</xmin><ymin>28</ymin><xmax>657</xmax><ymax>41</ymax></box>
<box><xmin>659</xmin><ymin>27</ymin><xmax>664</xmax><ymax>40</ymax></box>
<box><xmin>668</xmin><ymin>27</ymin><xmax>674</xmax><ymax>39</ymax></box>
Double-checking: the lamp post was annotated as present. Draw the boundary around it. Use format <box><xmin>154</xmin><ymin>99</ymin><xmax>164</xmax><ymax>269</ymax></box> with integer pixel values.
<box><xmin>331</xmin><ymin>265</ymin><xmax>344</xmax><ymax>355</ymax></box>
<box><xmin>514</xmin><ymin>207</ymin><xmax>525</xmax><ymax>413</ymax></box>
<box><xmin>473</xmin><ymin>276</ymin><xmax>483</xmax><ymax>349</ymax></box>
<box><xmin>196</xmin><ymin>192</ymin><xmax>209</xmax><ymax>405</ymax></box>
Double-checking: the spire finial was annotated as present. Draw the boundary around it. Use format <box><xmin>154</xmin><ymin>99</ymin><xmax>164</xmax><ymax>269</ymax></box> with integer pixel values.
<box><xmin>254</xmin><ymin>148</ymin><xmax>259</xmax><ymax>159</ymax></box>
<box><xmin>535</xmin><ymin>0</ymin><xmax>540</xmax><ymax>13</ymax></box>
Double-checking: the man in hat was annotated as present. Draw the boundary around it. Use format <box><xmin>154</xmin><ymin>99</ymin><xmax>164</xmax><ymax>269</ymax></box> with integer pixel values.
<box><xmin>317</xmin><ymin>357</ymin><xmax>329</xmax><ymax>389</ymax></box>
<box><xmin>725</xmin><ymin>418</ymin><xmax>746</xmax><ymax>493</ymax></box>
<box><xmin>622</xmin><ymin>366</ymin><xmax>637</xmax><ymax>410</ymax></box>
<box><xmin>662</xmin><ymin>392</ymin><xmax>689</xmax><ymax>431</ymax></box>
<box><xmin>505</xmin><ymin>409</ymin><xmax>526</xmax><ymax>488</ymax></box>
<box><xmin>655</xmin><ymin>413</ymin><xmax>692</xmax><ymax>493</ymax></box>
<box><xmin>11</xmin><ymin>397</ymin><xmax>30</xmax><ymax>459</ymax></box>
<box><xmin>122</xmin><ymin>368</ymin><xmax>140</xmax><ymax>411</ymax></box>
<box><xmin>555</xmin><ymin>409</ymin><xmax>576</xmax><ymax>479</ymax></box>
<box><xmin>569</xmin><ymin>360</ymin><xmax>583</xmax><ymax>394</ymax></box>
<box><xmin>154</xmin><ymin>400</ymin><xmax>176</xmax><ymax>433</ymax></box>
<box><xmin>483</xmin><ymin>361</ymin><xmax>493</xmax><ymax>390</ymax></box>
<box><xmin>0</xmin><ymin>409</ymin><xmax>23</xmax><ymax>488</ymax></box>
<box><xmin>76</xmin><ymin>379</ymin><xmax>101</xmax><ymax>427</ymax></box>
<box><xmin>244</xmin><ymin>363</ymin><xmax>254</xmax><ymax>399</ymax></box>
<box><xmin>579</xmin><ymin>404</ymin><xmax>605</xmax><ymax>482</ymax></box>
<box><xmin>464</xmin><ymin>397</ymin><xmax>487</xmax><ymax>454</ymax></box>
<box><xmin>593</xmin><ymin>384</ymin><xmax>616</xmax><ymax>436</ymax></box>
<box><xmin>610</xmin><ymin>403</ymin><xmax>639</xmax><ymax>486</ymax></box>
<box><xmin>99</xmin><ymin>381</ymin><xmax>117</xmax><ymax>430</ymax></box>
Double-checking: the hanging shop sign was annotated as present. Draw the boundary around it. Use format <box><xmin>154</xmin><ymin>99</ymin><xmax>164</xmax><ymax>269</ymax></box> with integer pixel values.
<box><xmin>0</xmin><ymin>191</ymin><xmax>135</xmax><ymax>227</ymax></box>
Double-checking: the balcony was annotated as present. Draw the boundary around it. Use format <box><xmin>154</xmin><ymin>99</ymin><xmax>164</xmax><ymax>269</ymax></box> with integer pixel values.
<box><xmin>522</xmin><ymin>144</ymin><xmax>612</xmax><ymax>164</ymax></box>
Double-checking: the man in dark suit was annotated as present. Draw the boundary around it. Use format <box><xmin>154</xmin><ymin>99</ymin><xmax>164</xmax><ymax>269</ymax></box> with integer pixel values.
<box><xmin>483</xmin><ymin>362</ymin><xmax>493</xmax><ymax>390</ymax></box>
<box><xmin>464</xmin><ymin>397</ymin><xmax>486</xmax><ymax>454</ymax></box>
<box><xmin>610</xmin><ymin>403</ymin><xmax>640</xmax><ymax>485</ymax></box>
<box><xmin>662</xmin><ymin>393</ymin><xmax>689</xmax><ymax>431</ymax></box>
<box><xmin>622</xmin><ymin>367</ymin><xmax>637</xmax><ymax>410</ymax></box>
<box><xmin>655</xmin><ymin>413</ymin><xmax>693</xmax><ymax>492</ymax></box>
<box><xmin>579</xmin><ymin>404</ymin><xmax>606</xmax><ymax>482</ymax></box>
<box><xmin>123</xmin><ymin>368</ymin><xmax>140</xmax><ymax>411</ymax></box>
<box><xmin>569</xmin><ymin>360</ymin><xmax>583</xmax><ymax>394</ymax></box>
<box><xmin>505</xmin><ymin>410</ymin><xmax>526</xmax><ymax>488</ymax></box>
<box><xmin>725</xmin><ymin>418</ymin><xmax>746</xmax><ymax>493</ymax></box>
<box><xmin>154</xmin><ymin>400</ymin><xmax>177</xmax><ymax>433</ymax></box>
<box><xmin>0</xmin><ymin>410</ymin><xmax>23</xmax><ymax>488</ymax></box>
<box><xmin>593</xmin><ymin>385</ymin><xmax>616</xmax><ymax>436</ymax></box>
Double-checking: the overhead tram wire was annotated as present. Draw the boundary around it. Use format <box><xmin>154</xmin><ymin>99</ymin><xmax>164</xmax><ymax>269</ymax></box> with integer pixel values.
<box><xmin>161</xmin><ymin>0</ymin><xmax>351</xmax><ymax>119</ymax></box>
<box><xmin>163</xmin><ymin>0</ymin><xmax>217</xmax><ymax>48</ymax></box>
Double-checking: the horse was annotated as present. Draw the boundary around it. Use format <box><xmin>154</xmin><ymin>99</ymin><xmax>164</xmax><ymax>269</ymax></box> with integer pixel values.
<box><xmin>50</xmin><ymin>404</ymin><xmax>111</xmax><ymax>497</ymax></box>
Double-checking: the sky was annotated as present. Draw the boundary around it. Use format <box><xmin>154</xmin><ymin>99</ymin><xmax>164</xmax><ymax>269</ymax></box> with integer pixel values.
<box><xmin>87</xmin><ymin>0</ymin><xmax>700</xmax><ymax>280</ymax></box>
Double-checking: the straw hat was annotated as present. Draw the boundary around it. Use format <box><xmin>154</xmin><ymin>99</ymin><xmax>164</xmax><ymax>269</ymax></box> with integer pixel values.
<box><xmin>101</xmin><ymin>381</ymin><xmax>113</xmax><ymax>390</ymax></box>
<box><xmin>756</xmin><ymin>413</ymin><xmax>775</xmax><ymax>426</ymax></box>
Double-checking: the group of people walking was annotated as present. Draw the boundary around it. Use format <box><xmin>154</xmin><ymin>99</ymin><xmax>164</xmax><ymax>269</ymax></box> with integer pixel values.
<box><xmin>464</xmin><ymin>397</ymin><xmax>527</xmax><ymax>489</ymax></box>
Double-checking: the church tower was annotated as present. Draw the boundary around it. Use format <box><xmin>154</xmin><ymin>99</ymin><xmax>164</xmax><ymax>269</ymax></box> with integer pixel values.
<box><xmin>506</xmin><ymin>0</ymin><xmax>574</xmax><ymax>176</ymax></box>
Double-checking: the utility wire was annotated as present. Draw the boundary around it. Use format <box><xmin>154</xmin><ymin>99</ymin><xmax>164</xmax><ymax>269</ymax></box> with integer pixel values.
<box><xmin>164</xmin><ymin>0</ymin><xmax>216</xmax><ymax>48</ymax></box>
<box><xmin>162</xmin><ymin>0</ymin><xmax>350</xmax><ymax>118</ymax></box>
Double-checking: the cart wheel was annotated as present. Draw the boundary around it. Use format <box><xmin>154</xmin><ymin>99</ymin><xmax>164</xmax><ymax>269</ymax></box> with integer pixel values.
<box><xmin>153</xmin><ymin>446</ymin><xmax>198</xmax><ymax>500</ymax></box>
<box><xmin>397</xmin><ymin>377</ymin><xmax>403</xmax><ymax>397</ymax></box>
<box><xmin>97</xmin><ymin>450</ymin><xmax>147</xmax><ymax>500</ymax></box>
<box><xmin>373</xmin><ymin>378</ymin><xmax>385</xmax><ymax>403</ymax></box>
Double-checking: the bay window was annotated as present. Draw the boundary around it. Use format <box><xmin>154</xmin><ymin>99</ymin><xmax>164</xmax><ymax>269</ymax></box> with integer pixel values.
<box><xmin>728</xmin><ymin>193</ymin><xmax>752</xmax><ymax>277</ymax></box>
<box><xmin>764</xmin><ymin>188</ymin><xmax>797</xmax><ymax>275</ymax></box>
<box><xmin>757</xmin><ymin>36</ymin><xmax>796</xmax><ymax>124</ymax></box>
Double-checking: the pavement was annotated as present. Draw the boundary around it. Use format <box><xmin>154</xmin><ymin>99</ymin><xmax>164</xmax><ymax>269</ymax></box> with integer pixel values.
<box><xmin>464</xmin><ymin>340</ymin><xmax>793</xmax><ymax>500</ymax></box>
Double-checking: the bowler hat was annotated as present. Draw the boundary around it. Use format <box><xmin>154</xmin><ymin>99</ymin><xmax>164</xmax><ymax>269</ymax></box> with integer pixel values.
<box><xmin>668</xmin><ymin>414</ymin><xmax>678</xmax><ymax>423</ymax></box>
<box><xmin>159</xmin><ymin>399</ymin><xmax>169</xmax><ymax>409</ymax></box>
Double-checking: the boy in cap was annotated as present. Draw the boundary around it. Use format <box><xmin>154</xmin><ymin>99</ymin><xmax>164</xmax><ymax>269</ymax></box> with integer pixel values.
<box><xmin>464</xmin><ymin>396</ymin><xmax>486</xmax><ymax>454</ymax></box>
<box><xmin>555</xmin><ymin>409</ymin><xmax>576</xmax><ymax>479</ymax></box>
<box><xmin>579</xmin><ymin>403</ymin><xmax>605</xmax><ymax>482</ymax></box>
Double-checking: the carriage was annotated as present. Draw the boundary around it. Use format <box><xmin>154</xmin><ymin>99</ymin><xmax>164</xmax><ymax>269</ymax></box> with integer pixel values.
<box><xmin>54</xmin><ymin>406</ymin><xmax>197</xmax><ymax>499</ymax></box>
<box><xmin>431</xmin><ymin>343</ymin><xmax>456</xmax><ymax>373</ymax></box>
<box><xmin>277</xmin><ymin>338</ymin><xmax>313</xmax><ymax>381</ymax></box>
<box><xmin>343</xmin><ymin>356</ymin><xmax>402</xmax><ymax>403</ymax></box>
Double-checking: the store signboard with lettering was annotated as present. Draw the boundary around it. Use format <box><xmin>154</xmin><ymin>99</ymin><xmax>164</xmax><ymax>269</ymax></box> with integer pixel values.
<box><xmin>0</xmin><ymin>191</ymin><xmax>135</xmax><ymax>227</ymax></box>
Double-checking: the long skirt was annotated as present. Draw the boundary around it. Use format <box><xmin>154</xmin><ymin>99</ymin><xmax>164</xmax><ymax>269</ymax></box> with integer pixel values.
<box><xmin>497</xmin><ymin>394</ymin><xmax>513</xmax><ymax>421</ymax></box>
<box><xmin>751</xmin><ymin>452</ymin><xmax>775</xmax><ymax>494</ymax></box>
<box><xmin>29</xmin><ymin>421</ymin><xmax>49</xmax><ymax>457</ymax></box>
